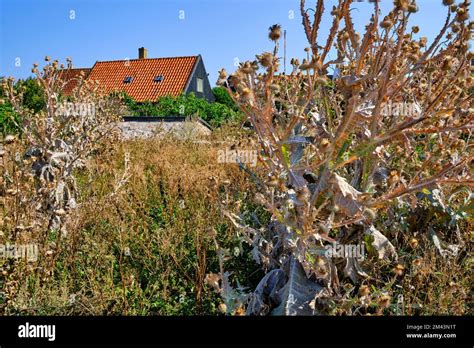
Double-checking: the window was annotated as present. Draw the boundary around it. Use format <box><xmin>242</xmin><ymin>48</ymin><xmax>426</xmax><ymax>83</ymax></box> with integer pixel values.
<box><xmin>123</xmin><ymin>76</ymin><xmax>133</xmax><ymax>83</ymax></box>
<box><xmin>196</xmin><ymin>78</ymin><xmax>204</xmax><ymax>93</ymax></box>
<box><xmin>154</xmin><ymin>75</ymin><xmax>164</xmax><ymax>83</ymax></box>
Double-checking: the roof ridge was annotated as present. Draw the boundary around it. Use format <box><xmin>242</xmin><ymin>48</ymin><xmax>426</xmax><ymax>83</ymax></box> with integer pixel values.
<box><xmin>94</xmin><ymin>56</ymin><xmax>199</xmax><ymax>64</ymax></box>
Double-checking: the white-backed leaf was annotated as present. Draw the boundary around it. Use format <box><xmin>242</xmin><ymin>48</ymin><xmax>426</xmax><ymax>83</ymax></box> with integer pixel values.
<box><xmin>331</xmin><ymin>173</ymin><xmax>362</xmax><ymax>215</ymax></box>
<box><xmin>246</xmin><ymin>269</ymin><xmax>287</xmax><ymax>316</ymax></box>
<box><xmin>271</xmin><ymin>258</ymin><xmax>323</xmax><ymax>316</ymax></box>
<box><xmin>365</xmin><ymin>225</ymin><xmax>398</xmax><ymax>261</ymax></box>
<box><xmin>289</xmin><ymin>169</ymin><xmax>306</xmax><ymax>189</ymax></box>
<box><xmin>331</xmin><ymin>173</ymin><xmax>361</xmax><ymax>199</ymax></box>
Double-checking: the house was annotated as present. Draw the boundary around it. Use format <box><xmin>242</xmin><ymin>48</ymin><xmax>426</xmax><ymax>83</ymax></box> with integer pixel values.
<box><xmin>58</xmin><ymin>49</ymin><xmax>215</xmax><ymax>139</ymax></box>
<box><xmin>61</xmin><ymin>48</ymin><xmax>214</xmax><ymax>103</ymax></box>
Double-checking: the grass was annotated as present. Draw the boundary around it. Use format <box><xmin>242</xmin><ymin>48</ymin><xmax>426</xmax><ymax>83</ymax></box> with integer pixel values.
<box><xmin>0</xmin><ymin>127</ymin><xmax>471</xmax><ymax>315</ymax></box>
<box><xmin>1</xmin><ymin>130</ymin><xmax>264</xmax><ymax>315</ymax></box>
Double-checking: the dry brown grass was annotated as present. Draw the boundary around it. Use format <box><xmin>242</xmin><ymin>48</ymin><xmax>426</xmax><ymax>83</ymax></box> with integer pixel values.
<box><xmin>1</xmin><ymin>129</ymin><xmax>264</xmax><ymax>315</ymax></box>
<box><xmin>1</xmin><ymin>126</ymin><xmax>471</xmax><ymax>315</ymax></box>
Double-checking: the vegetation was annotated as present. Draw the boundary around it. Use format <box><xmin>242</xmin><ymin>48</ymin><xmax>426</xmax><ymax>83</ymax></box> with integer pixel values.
<box><xmin>0</xmin><ymin>79</ymin><xmax>240</xmax><ymax>137</ymax></box>
<box><xmin>212</xmin><ymin>87</ymin><xmax>239</xmax><ymax>111</ymax></box>
<box><xmin>0</xmin><ymin>100</ymin><xmax>21</xmax><ymax>136</ymax></box>
<box><xmin>1</xmin><ymin>132</ymin><xmax>264</xmax><ymax>314</ymax></box>
<box><xmin>212</xmin><ymin>0</ymin><xmax>473</xmax><ymax>315</ymax></box>
<box><xmin>0</xmin><ymin>76</ymin><xmax>47</xmax><ymax>136</ymax></box>
<box><xmin>123</xmin><ymin>92</ymin><xmax>242</xmax><ymax>127</ymax></box>
<box><xmin>14</xmin><ymin>77</ymin><xmax>46</xmax><ymax>113</ymax></box>
<box><xmin>0</xmin><ymin>0</ymin><xmax>472</xmax><ymax>316</ymax></box>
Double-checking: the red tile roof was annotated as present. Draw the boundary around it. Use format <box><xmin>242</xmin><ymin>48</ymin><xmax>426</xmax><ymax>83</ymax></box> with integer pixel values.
<box><xmin>58</xmin><ymin>68</ymin><xmax>91</xmax><ymax>95</ymax></box>
<box><xmin>86</xmin><ymin>56</ymin><xmax>198</xmax><ymax>102</ymax></box>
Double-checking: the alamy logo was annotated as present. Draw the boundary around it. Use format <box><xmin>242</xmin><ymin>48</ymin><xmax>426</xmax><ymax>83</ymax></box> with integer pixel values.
<box><xmin>217</xmin><ymin>148</ymin><xmax>257</xmax><ymax>167</ymax></box>
<box><xmin>55</xmin><ymin>101</ymin><xmax>96</xmax><ymax>118</ymax></box>
<box><xmin>18</xmin><ymin>322</ymin><xmax>56</xmax><ymax>341</ymax></box>
<box><xmin>0</xmin><ymin>243</ymin><xmax>38</xmax><ymax>262</ymax></box>
<box><xmin>324</xmin><ymin>243</ymin><xmax>365</xmax><ymax>261</ymax></box>
<box><xmin>380</xmin><ymin>101</ymin><xmax>421</xmax><ymax>118</ymax></box>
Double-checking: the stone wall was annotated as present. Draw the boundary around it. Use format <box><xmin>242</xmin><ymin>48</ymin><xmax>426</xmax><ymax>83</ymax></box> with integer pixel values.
<box><xmin>118</xmin><ymin>119</ymin><xmax>211</xmax><ymax>140</ymax></box>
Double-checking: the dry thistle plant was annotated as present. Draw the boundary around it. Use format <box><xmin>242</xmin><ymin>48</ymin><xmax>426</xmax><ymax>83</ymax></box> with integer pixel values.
<box><xmin>1</xmin><ymin>58</ymin><xmax>127</xmax><ymax>283</ymax></box>
<box><xmin>217</xmin><ymin>0</ymin><xmax>473</xmax><ymax>315</ymax></box>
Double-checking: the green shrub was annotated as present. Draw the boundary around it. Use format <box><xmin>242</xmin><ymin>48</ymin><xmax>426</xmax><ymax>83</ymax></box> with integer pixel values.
<box><xmin>0</xmin><ymin>101</ymin><xmax>21</xmax><ymax>136</ymax></box>
<box><xmin>212</xmin><ymin>87</ymin><xmax>238</xmax><ymax>111</ymax></box>
<box><xmin>15</xmin><ymin>77</ymin><xmax>46</xmax><ymax>113</ymax></box>
<box><xmin>0</xmin><ymin>76</ymin><xmax>47</xmax><ymax>135</ymax></box>
<box><xmin>123</xmin><ymin>92</ymin><xmax>242</xmax><ymax>127</ymax></box>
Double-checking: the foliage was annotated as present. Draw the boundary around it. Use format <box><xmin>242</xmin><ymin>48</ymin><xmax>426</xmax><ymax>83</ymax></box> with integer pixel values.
<box><xmin>212</xmin><ymin>87</ymin><xmax>239</xmax><ymax>111</ymax></box>
<box><xmin>0</xmin><ymin>58</ymin><xmax>127</xmax><ymax>293</ymax></box>
<box><xmin>14</xmin><ymin>77</ymin><xmax>46</xmax><ymax>113</ymax></box>
<box><xmin>123</xmin><ymin>92</ymin><xmax>242</xmax><ymax>127</ymax></box>
<box><xmin>0</xmin><ymin>0</ymin><xmax>473</xmax><ymax>317</ymax></box>
<box><xmin>0</xmin><ymin>77</ymin><xmax>45</xmax><ymax>136</ymax></box>
<box><xmin>0</xmin><ymin>100</ymin><xmax>22</xmax><ymax>136</ymax></box>
<box><xmin>0</xmin><ymin>133</ymin><xmax>262</xmax><ymax>315</ymax></box>
<box><xmin>216</xmin><ymin>0</ymin><xmax>473</xmax><ymax>315</ymax></box>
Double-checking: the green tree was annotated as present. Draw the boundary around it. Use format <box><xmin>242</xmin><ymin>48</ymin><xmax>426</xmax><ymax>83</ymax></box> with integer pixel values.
<box><xmin>15</xmin><ymin>77</ymin><xmax>45</xmax><ymax>113</ymax></box>
<box><xmin>0</xmin><ymin>77</ymin><xmax>22</xmax><ymax>135</ymax></box>
<box><xmin>212</xmin><ymin>86</ymin><xmax>238</xmax><ymax>111</ymax></box>
<box><xmin>122</xmin><ymin>92</ymin><xmax>242</xmax><ymax>127</ymax></box>
<box><xmin>0</xmin><ymin>101</ymin><xmax>22</xmax><ymax>136</ymax></box>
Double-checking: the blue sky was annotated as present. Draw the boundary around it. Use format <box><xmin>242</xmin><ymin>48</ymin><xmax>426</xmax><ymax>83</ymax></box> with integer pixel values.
<box><xmin>0</xmin><ymin>0</ymin><xmax>469</xmax><ymax>86</ymax></box>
